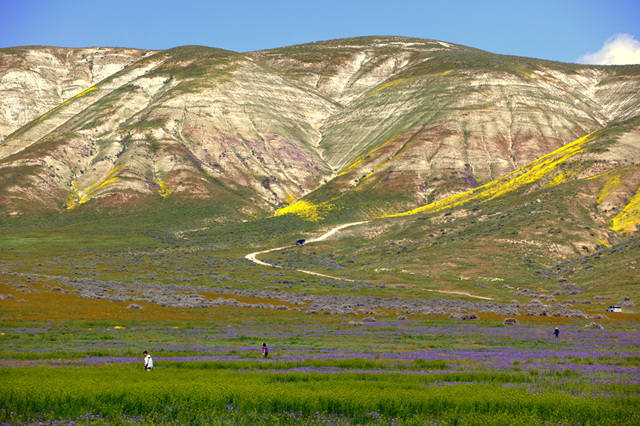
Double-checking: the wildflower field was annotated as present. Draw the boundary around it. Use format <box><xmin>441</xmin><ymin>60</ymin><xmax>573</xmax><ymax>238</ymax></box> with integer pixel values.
<box><xmin>1</xmin><ymin>302</ymin><xmax>639</xmax><ymax>425</ymax></box>
<box><xmin>1</xmin><ymin>206</ymin><xmax>639</xmax><ymax>425</ymax></box>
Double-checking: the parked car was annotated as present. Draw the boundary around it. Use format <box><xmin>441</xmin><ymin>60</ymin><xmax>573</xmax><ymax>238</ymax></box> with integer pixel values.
<box><xmin>606</xmin><ymin>305</ymin><xmax>622</xmax><ymax>312</ymax></box>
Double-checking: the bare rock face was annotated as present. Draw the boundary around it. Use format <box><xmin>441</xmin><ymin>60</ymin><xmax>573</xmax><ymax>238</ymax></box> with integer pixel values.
<box><xmin>0</xmin><ymin>46</ymin><xmax>336</xmax><ymax>215</ymax></box>
<box><xmin>0</xmin><ymin>46</ymin><xmax>153</xmax><ymax>140</ymax></box>
<box><xmin>1</xmin><ymin>37</ymin><xmax>639</xmax><ymax>224</ymax></box>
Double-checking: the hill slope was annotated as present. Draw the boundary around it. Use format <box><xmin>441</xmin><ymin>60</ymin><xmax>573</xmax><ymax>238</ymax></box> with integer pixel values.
<box><xmin>1</xmin><ymin>37</ymin><xmax>639</xmax><ymax>230</ymax></box>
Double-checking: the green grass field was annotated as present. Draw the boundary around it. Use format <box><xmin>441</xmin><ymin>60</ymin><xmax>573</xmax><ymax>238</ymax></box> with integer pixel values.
<box><xmin>1</xmin><ymin>200</ymin><xmax>639</xmax><ymax>425</ymax></box>
<box><xmin>3</xmin><ymin>364</ymin><xmax>638</xmax><ymax>425</ymax></box>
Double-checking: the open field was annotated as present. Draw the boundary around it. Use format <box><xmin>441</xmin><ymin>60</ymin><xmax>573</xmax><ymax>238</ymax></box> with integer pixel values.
<box><xmin>1</xmin><ymin>204</ymin><xmax>639</xmax><ymax>425</ymax></box>
<box><xmin>2</xmin><ymin>287</ymin><xmax>640</xmax><ymax>425</ymax></box>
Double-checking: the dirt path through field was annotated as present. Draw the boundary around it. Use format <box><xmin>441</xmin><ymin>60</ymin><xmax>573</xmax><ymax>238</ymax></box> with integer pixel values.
<box><xmin>425</xmin><ymin>289</ymin><xmax>494</xmax><ymax>300</ymax></box>
<box><xmin>244</xmin><ymin>221</ymin><xmax>367</xmax><ymax>281</ymax></box>
<box><xmin>245</xmin><ymin>220</ymin><xmax>493</xmax><ymax>299</ymax></box>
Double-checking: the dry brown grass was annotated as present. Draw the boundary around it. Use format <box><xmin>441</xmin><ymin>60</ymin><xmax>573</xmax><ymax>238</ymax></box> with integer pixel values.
<box><xmin>0</xmin><ymin>283</ymin><xmax>302</xmax><ymax>323</ymax></box>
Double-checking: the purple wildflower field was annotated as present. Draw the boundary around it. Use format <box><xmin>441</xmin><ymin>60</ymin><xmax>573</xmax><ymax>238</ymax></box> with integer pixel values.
<box><xmin>3</xmin><ymin>318</ymin><xmax>638</xmax><ymax>379</ymax></box>
<box><xmin>2</xmin><ymin>313</ymin><xmax>639</xmax><ymax>424</ymax></box>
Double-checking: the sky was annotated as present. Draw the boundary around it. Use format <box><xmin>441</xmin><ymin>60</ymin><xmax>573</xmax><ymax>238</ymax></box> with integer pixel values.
<box><xmin>1</xmin><ymin>0</ymin><xmax>639</xmax><ymax>65</ymax></box>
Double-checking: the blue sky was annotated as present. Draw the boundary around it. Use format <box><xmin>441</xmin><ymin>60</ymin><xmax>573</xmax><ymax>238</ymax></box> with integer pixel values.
<box><xmin>1</xmin><ymin>0</ymin><xmax>639</xmax><ymax>64</ymax></box>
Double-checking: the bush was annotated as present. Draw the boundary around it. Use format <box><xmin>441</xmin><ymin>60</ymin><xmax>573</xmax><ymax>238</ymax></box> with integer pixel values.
<box><xmin>449</xmin><ymin>312</ymin><xmax>479</xmax><ymax>320</ymax></box>
<box><xmin>619</xmin><ymin>297</ymin><xmax>635</xmax><ymax>307</ymax></box>
<box><xmin>584</xmin><ymin>322</ymin><xmax>604</xmax><ymax>330</ymax></box>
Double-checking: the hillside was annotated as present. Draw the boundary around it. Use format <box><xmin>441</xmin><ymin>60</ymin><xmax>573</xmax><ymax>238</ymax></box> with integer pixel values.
<box><xmin>1</xmin><ymin>37</ymin><xmax>639</xmax><ymax>223</ymax></box>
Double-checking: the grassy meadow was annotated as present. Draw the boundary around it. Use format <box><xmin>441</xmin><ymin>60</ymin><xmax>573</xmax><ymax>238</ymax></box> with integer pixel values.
<box><xmin>1</xmin><ymin>308</ymin><xmax>639</xmax><ymax>425</ymax></box>
<box><xmin>1</xmin><ymin>204</ymin><xmax>639</xmax><ymax>425</ymax></box>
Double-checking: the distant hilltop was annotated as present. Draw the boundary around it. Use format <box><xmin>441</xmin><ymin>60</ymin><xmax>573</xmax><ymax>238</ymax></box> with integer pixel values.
<box><xmin>0</xmin><ymin>37</ymin><xmax>639</xmax><ymax>230</ymax></box>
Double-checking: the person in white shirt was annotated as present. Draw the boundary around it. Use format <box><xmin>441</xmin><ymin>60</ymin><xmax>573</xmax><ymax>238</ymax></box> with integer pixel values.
<box><xmin>143</xmin><ymin>351</ymin><xmax>153</xmax><ymax>371</ymax></box>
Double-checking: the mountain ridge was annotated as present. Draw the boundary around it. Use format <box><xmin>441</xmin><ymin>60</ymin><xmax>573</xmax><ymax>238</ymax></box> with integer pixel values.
<box><xmin>0</xmin><ymin>36</ymin><xmax>639</xmax><ymax>239</ymax></box>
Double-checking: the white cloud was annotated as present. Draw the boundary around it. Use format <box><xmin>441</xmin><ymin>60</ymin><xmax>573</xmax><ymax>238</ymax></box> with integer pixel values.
<box><xmin>577</xmin><ymin>33</ymin><xmax>640</xmax><ymax>65</ymax></box>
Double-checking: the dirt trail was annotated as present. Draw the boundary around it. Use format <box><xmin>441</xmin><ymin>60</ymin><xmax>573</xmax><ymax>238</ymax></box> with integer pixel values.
<box><xmin>244</xmin><ymin>221</ymin><xmax>367</xmax><ymax>280</ymax></box>
<box><xmin>425</xmin><ymin>289</ymin><xmax>493</xmax><ymax>300</ymax></box>
<box><xmin>245</xmin><ymin>220</ymin><xmax>493</xmax><ymax>300</ymax></box>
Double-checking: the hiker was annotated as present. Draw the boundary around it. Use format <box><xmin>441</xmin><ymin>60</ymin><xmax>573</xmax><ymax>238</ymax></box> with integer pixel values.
<box><xmin>554</xmin><ymin>327</ymin><xmax>559</xmax><ymax>339</ymax></box>
<box><xmin>143</xmin><ymin>351</ymin><xmax>153</xmax><ymax>371</ymax></box>
<box><xmin>262</xmin><ymin>343</ymin><xmax>268</xmax><ymax>358</ymax></box>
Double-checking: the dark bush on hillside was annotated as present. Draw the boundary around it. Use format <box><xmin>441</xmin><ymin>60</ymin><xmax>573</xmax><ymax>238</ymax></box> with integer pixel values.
<box><xmin>535</xmin><ymin>270</ymin><xmax>553</xmax><ymax>279</ymax></box>
<box><xmin>561</xmin><ymin>284</ymin><xmax>585</xmax><ymax>295</ymax></box>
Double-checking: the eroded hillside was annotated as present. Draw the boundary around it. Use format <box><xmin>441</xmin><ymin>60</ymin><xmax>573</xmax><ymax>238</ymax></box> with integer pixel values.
<box><xmin>1</xmin><ymin>37</ymin><xmax>639</xmax><ymax>231</ymax></box>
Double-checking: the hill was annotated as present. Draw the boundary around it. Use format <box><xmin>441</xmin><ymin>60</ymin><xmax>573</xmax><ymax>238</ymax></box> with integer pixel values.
<box><xmin>0</xmin><ymin>37</ymin><xmax>638</xmax><ymax>309</ymax></box>
<box><xmin>1</xmin><ymin>37</ymin><xmax>639</xmax><ymax>222</ymax></box>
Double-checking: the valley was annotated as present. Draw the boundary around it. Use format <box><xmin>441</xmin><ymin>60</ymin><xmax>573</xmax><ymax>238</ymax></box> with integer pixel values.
<box><xmin>1</xmin><ymin>36</ymin><xmax>638</xmax><ymax>426</ymax></box>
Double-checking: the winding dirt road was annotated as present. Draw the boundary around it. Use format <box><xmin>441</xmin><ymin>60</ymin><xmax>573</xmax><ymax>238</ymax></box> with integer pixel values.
<box><xmin>244</xmin><ymin>221</ymin><xmax>368</xmax><ymax>280</ymax></box>
<box><xmin>244</xmin><ymin>220</ymin><xmax>493</xmax><ymax>300</ymax></box>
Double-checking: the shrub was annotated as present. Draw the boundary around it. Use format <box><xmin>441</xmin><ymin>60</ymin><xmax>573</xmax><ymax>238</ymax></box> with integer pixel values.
<box><xmin>591</xmin><ymin>314</ymin><xmax>608</xmax><ymax>320</ymax></box>
<box><xmin>449</xmin><ymin>312</ymin><xmax>479</xmax><ymax>320</ymax></box>
<box><xmin>584</xmin><ymin>322</ymin><xmax>604</xmax><ymax>330</ymax></box>
<box><xmin>619</xmin><ymin>297</ymin><xmax>635</xmax><ymax>307</ymax></box>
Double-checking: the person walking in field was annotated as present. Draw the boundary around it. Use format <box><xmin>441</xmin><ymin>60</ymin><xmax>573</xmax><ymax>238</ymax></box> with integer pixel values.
<box><xmin>554</xmin><ymin>327</ymin><xmax>559</xmax><ymax>339</ymax></box>
<box><xmin>262</xmin><ymin>343</ymin><xmax>268</xmax><ymax>358</ymax></box>
<box><xmin>143</xmin><ymin>351</ymin><xmax>153</xmax><ymax>371</ymax></box>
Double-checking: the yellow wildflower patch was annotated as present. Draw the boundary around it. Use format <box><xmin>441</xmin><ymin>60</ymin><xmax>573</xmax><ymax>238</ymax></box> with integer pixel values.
<box><xmin>597</xmin><ymin>238</ymin><xmax>612</xmax><ymax>248</ymax></box>
<box><xmin>547</xmin><ymin>172</ymin><xmax>569</xmax><ymax>187</ymax></box>
<box><xmin>382</xmin><ymin>131</ymin><xmax>597</xmax><ymax>218</ymax></box>
<box><xmin>596</xmin><ymin>173</ymin><xmax>623</xmax><ymax>204</ymax></box>
<box><xmin>153</xmin><ymin>179</ymin><xmax>173</xmax><ymax>198</ymax></box>
<box><xmin>339</xmin><ymin>131</ymin><xmax>404</xmax><ymax>177</ymax></box>
<box><xmin>611</xmin><ymin>189</ymin><xmax>640</xmax><ymax>234</ymax></box>
<box><xmin>66</xmin><ymin>165</ymin><xmax>125</xmax><ymax>209</ymax></box>
<box><xmin>366</xmin><ymin>78</ymin><xmax>407</xmax><ymax>97</ymax></box>
<box><xmin>275</xmin><ymin>200</ymin><xmax>322</xmax><ymax>221</ymax></box>
<box><xmin>38</xmin><ymin>87</ymin><xmax>97</xmax><ymax>122</ymax></box>
<box><xmin>284</xmin><ymin>191</ymin><xmax>296</xmax><ymax>204</ymax></box>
